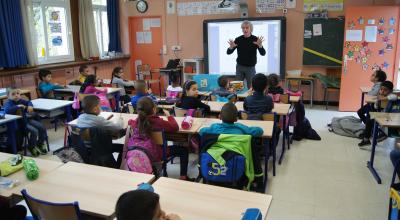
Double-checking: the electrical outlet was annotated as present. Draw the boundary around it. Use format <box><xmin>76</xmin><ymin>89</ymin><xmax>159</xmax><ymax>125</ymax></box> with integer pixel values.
<box><xmin>283</xmin><ymin>8</ymin><xmax>288</xmax><ymax>14</ymax></box>
<box><xmin>171</xmin><ymin>45</ymin><xmax>181</xmax><ymax>51</ymax></box>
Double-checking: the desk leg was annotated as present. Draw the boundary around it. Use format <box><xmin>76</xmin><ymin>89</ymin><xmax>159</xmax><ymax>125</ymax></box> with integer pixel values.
<box><xmin>65</xmin><ymin>105</ymin><xmax>72</xmax><ymax>122</ymax></box>
<box><xmin>367</xmin><ymin>121</ymin><xmax>382</xmax><ymax>184</ymax></box>
<box><xmin>310</xmin><ymin>80</ymin><xmax>314</xmax><ymax>108</ymax></box>
<box><xmin>361</xmin><ymin>93</ymin><xmax>365</xmax><ymax>108</ymax></box>
<box><xmin>6</xmin><ymin>121</ymin><xmax>17</xmax><ymax>154</ymax></box>
<box><xmin>114</xmin><ymin>92</ymin><xmax>121</xmax><ymax>112</ymax></box>
<box><xmin>263</xmin><ymin>138</ymin><xmax>270</xmax><ymax>193</ymax></box>
<box><xmin>279</xmin><ymin>115</ymin><xmax>287</xmax><ymax>165</ymax></box>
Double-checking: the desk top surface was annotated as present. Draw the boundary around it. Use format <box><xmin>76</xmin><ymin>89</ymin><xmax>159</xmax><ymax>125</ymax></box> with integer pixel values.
<box><xmin>370</xmin><ymin>112</ymin><xmax>400</xmax><ymax>127</ymax></box>
<box><xmin>152</xmin><ymin>177</ymin><xmax>272</xmax><ymax>220</ymax></box>
<box><xmin>0</xmin><ymin>153</ymin><xmax>63</xmax><ymax>198</ymax></box>
<box><xmin>31</xmin><ymin>98</ymin><xmax>74</xmax><ymax>111</ymax></box>
<box><xmin>20</xmin><ymin>162</ymin><xmax>155</xmax><ymax>218</ymax></box>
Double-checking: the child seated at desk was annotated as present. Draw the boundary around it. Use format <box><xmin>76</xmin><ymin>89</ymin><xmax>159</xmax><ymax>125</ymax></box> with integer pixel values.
<box><xmin>166</xmin><ymin>73</ymin><xmax>182</xmax><ymax>102</ymax></box>
<box><xmin>38</xmin><ymin>69</ymin><xmax>64</xmax><ymax>98</ymax></box>
<box><xmin>176</xmin><ymin>80</ymin><xmax>210</xmax><ymax>113</ymax></box>
<box><xmin>125</xmin><ymin>97</ymin><xmax>192</xmax><ymax>180</ymax></box>
<box><xmin>211</xmin><ymin>75</ymin><xmax>236</xmax><ymax>102</ymax></box>
<box><xmin>131</xmin><ymin>80</ymin><xmax>157</xmax><ymax>109</ymax></box>
<box><xmin>111</xmin><ymin>66</ymin><xmax>135</xmax><ymax>103</ymax></box>
<box><xmin>244</xmin><ymin>73</ymin><xmax>273</xmax><ymax>115</ymax></box>
<box><xmin>199</xmin><ymin>102</ymin><xmax>263</xmax><ymax>136</ymax></box>
<box><xmin>116</xmin><ymin>189</ymin><xmax>181</xmax><ymax>220</ymax></box>
<box><xmin>4</xmin><ymin>88</ymin><xmax>47</xmax><ymax>156</ymax></box>
<box><xmin>357</xmin><ymin>69</ymin><xmax>387</xmax><ymax>125</ymax></box>
<box><xmin>78</xmin><ymin>65</ymin><xmax>90</xmax><ymax>85</ymax></box>
<box><xmin>267</xmin><ymin>73</ymin><xmax>284</xmax><ymax>95</ymax></box>
<box><xmin>359</xmin><ymin>81</ymin><xmax>397</xmax><ymax>147</ymax></box>
<box><xmin>80</xmin><ymin>75</ymin><xmax>112</xmax><ymax>111</ymax></box>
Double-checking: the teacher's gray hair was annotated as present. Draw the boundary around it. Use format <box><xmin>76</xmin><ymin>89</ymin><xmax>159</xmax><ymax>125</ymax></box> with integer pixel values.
<box><xmin>241</xmin><ymin>20</ymin><xmax>253</xmax><ymax>32</ymax></box>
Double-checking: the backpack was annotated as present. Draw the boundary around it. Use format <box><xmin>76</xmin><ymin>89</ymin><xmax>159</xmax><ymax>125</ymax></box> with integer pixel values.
<box><xmin>124</xmin><ymin>147</ymin><xmax>153</xmax><ymax>174</ymax></box>
<box><xmin>55</xmin><ymin>147</ymin><xmax>84</xmax><ymax>163</ymax></box>
<box><xmin>328</xmin><ymin>116</ymin><xmax>365</xmax><ymax>139</ymax></box>
<box><xmin>200</xmin><ymin>150</ymin><xmax>245</xmax><ymax>184</ymax></box>
<box><xmin>268</xmin><ymin>93</ymin><xmax>281</xmax><ymax>103</ymax></box>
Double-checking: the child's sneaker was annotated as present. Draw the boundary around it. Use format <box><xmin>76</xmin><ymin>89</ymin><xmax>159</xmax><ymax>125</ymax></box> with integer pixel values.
<box><xmin>28</xmin><ymin>146</ymin><xmax>40</xmax><ymax>157</ymax></box>
<box><xmin>37</xmin><ymin>144</ymin><xmax>48</xmax><ymax>155</ymax></box>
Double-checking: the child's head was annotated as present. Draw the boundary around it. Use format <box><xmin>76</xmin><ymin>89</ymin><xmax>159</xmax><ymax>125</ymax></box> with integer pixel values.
<box><xmin>115</xmin><ymin>190</ymin><xmax>165</xmax><ymax>220</ymax></box>
<box><xmin>218</xmin><ymin>76</ymin><xmax>229</xmax><ymax>89</ymax></box>
<box><xmin>79</xmin><ymin>65</ymin><xmax>89</xmax><ymax>76</ymax></box>
<box><xmin>112</xmin><ymin>67</ymin><xmax>124</xmax><ymax>78</ymax></box>
<box><xmin>135</xmin><ymin>80</ymin><xmax>148</xmax><ymax>94</ymax></box>
<box><xmin>38</xmin><ymin>69</ymin><xmax>52</xmax><ymax>82</ymax></box>
<box><xmin>252</xmin><ymin>73</ymin><xmax>268</xmax><ymax>93</ymax></box>
<box><xmin>379</xmin><ymin>81</ymin><xmax>394</xmax><ymax>96</ymax></box>
<box><xmin>82</xmin><ymin>95</ymin><xmax>101</xmax><ymax>115</ymax></box>
<box><xmin>371</xmin><ymin>69</ymin><xmax>387</xmax><ymax>83</ymax></box>
<box><xmin>7</xmin><ymin>88</ymin><xmax>21</xmax><ymax>101</ymax></box>
<box><xmin>170</xmin><ymin>73</ymin><xmax>180</xmax><ymax>87</ymax></box>
<box><xmin>220</xmin><ymin>102</ymin><xmax>238</xmax><ymax>124</ymax></box>
<box><xmin>267</xmin><ymin>73</ymin><xmax>280</xmax><ymax>88</ymax></box>
<box><xmin>84</xmin><ymin>75</ymin><xmax>97</xmax><ymax>85</ymax></box>
<box><xmin>137</xmin><ymin>97</ymin><xmax>156</xmax><ymax>136</ymax></box>
<box><xmin>183</xmin><ymin>80</ymin><xmax>198</xmax><ymax>97</ymax></box>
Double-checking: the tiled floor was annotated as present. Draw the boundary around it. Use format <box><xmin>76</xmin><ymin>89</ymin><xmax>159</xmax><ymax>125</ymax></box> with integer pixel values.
<box><xmin>38</xmin><ymin>105</ymin><xmax>394</xmax><ymax>219</ymax></box>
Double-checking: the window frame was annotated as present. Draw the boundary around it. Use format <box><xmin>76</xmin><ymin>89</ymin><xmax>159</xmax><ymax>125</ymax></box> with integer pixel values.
<box><xmin>92</xmin><ymin>3</ymin><xmax>108</xmax><ymax>56</ymax></box>
<box><xmin>32</xmin><ymin>0</ymin><xmax>75</xmax><ymax>64</ymax></box>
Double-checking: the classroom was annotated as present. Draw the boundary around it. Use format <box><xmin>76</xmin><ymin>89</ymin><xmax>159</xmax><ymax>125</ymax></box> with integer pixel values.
<box><xmin>1</xmin><ymin>0</ymin><xmax>400</xmax><ymax>219</ymax></box>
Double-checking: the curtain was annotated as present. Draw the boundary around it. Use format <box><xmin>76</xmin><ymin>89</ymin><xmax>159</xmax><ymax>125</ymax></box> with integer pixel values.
<box><xmin>0</xmin><ymin>0</ymin><xmax>29</xmax><ymax>68</ymax></box>
<box><xmin>79</xmin><ymin>0</ymin><xmax>100</xmax><ymax>59</ymax></box>
<box><xmin>20</xmin><ymin>0</ymin><xmax>38</xmax><ymax>66</ymax></box>
<box><xmin>107</xmin><ymin>0</ymin><xmax>121</xmax><ymax>52</ymax></box>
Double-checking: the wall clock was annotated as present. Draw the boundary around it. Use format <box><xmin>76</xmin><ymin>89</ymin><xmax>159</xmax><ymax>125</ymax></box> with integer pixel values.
<box><xmin>136</xmin><ymin>0</ymin><xmax>148</xmax><ymax>13</ymax></box>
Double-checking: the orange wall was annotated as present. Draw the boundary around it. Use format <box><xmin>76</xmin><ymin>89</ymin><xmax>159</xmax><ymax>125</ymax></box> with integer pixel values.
<box><xmin>119</xmin><ymin>0</ymin><xmax>398</xmax><ymax>102</ymax></box>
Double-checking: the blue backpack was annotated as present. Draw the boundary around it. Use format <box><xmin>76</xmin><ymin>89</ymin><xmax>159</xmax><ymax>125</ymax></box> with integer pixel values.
<box><xmin>200</xmin><ymin>150</ymin><xmax>245</xmax><ymax>183</ymax></box>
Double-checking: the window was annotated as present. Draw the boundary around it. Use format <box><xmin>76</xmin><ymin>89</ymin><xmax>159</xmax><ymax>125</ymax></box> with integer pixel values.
<box><xmin>32</xmin><ymin>0</ymin><xmax>74</xmax><ymax>64</ymax></box>
<box><xmin>92</xmin><ymin>0</ymin><xmax>109</xmax><ymax>56</ymax></box>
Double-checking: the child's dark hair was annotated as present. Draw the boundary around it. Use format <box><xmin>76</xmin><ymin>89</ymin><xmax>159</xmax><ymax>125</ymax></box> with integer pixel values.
<box><xmin>252</xmin><ymin>73</ymin><xmax>268</xmax><ymax>93</ymax></box>
<box><xmin>137</xmin><ymin>96</ymin><xmax>155</xmax><ymax>136</ymax></box>
<box><xmin>112</xmin><ymin>67</ymin><xmax>123</xmax><ymax>78</ymax></box>
<box><xmin>183</xmin><ymin>80</ymin><xmax>197</xmax><ymax>97</ymax></box>
<box><xmin>221</xmin><ymin>102</ymin><xmax>238</xmax><ymax>123</ymax></box>
<box><xmin>38</xmin><ymin>69</ymin><xmax>52</xmax><ymax>81</ymax></box>
<box><xmin>82</xmin><ymin>95</ymin><xmax>100</xmax><ymax>114</ymax></box>
<box><xmin>218</xmin><ymin>76</ymin><xmax>229</xmax><ymax>88</ymax></box>
<box><xmin>381</xmin><ymin>80</ymin><xmax>394</xmax><ymax>92</ymax></box>
<box><xmin>170</xmin><ymin>72</ymin><xmax>180</xmax><ymax>84</ymax></box>
<box><xmin>375</xmin><ymin>69</ymin><xmax>387</xmax><ymax>82</ymax></box>
<box><xmin>135</xmin><ymin>80</ymin><xmax>147</xmax><ymax>93</ymax></box>
<box><xmin>115</xmin><ymin>190</ymin><xmax>159</xmax><ymax>220</ymax></box>
<box><xmin>267</xmin><ymin>73</ymin><xmax>280</xmax><ymax>87</ymax></box>
<box><xmin>80</xmin><ymin>75</ymin><xmax>97</xmax><ymax>93</ymax></box>
<box><xmin>79</xmin><ymin>65</ymin><xmax>88</xmax><ymax>73</ymax></box>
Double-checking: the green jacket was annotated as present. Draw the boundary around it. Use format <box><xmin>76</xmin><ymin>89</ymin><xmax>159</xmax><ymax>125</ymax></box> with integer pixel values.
<box><xmin>207</xmin><ymin>134</ymin><xmax>262</xmax><ymax>189</ymax></box>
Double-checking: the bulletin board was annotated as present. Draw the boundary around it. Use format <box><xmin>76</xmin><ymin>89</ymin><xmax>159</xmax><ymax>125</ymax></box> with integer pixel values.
<box><xmin>303</xmin><ymin>18</ymin><xmax>345</xmax><ymax>67</ymax></box>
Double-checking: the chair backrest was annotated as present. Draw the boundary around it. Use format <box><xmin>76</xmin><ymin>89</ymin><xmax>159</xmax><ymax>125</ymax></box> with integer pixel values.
<box><xmin>241</xmin><ymin>112</ymin><xmax>248</xmax><ymax>120</ymax></box>
<box><xmin>71</xmin><ymin>126</ymin><xmax>91</xmax><ymax>141</ymax></box>
<box><xmin>21</xmin><ymin>189</ymin><xmax>82</xmax><ymax>220</ymax></box>
<box><xmin>262</xmin><ymin>113</ymin><xmax>275</xmax><ymax>121</ymax></box>
<box><xmin>151</xmin><ymin>131</ymin><xmax>165</xmax><ymax>145</ymax></box>
<box><xmin>280</xmin><ymin>93</ymin><xmax>289</xmax><ymax>104</ymax></box>
<box><xmin>35</xmin><ymin>77</ymin><xmax>43</xmax><ymax>98</ymax></box>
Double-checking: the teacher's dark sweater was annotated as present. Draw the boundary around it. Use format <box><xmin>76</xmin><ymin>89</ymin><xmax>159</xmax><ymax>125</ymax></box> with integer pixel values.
<box><xmin>227</xmin><ymin>35</ymin><xmax>266</xmax><ymax>67</ymax></box>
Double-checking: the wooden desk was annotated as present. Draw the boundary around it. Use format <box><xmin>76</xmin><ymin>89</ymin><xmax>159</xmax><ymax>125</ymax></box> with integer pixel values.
<box><xmin>0</xmin><ymin>115</ymin><xmax>22</xmax><ymax>153</ymax></box>
<box><xmin>285</xmin><ymin>76</ymin><xmax>314</xmax><ymax>107</ymax></box>
<box><xmin>31</xmin><ymin>98</ymin><xmax>74</xmax><ymax>121</ymax></box>
<box><xmin>19</xmin><ymin>162</ymin><xmax>155</xmax><ymax>219</ymax></box>
<box><xmin>367</xmin><ymin>112</ymin><xmax>400</xmax><ymax>184</ymax></box>
<box><xmin>54</xmin><ymin>85</ymin><xmax>123</xmax><ymax>95</ymax></box>
<box><xmin>153</xmin><ymin>177</ymin><xmax>272</xmax><ymax>220</ymax></box>
<box><xmin>0</xmin><ymin>152</ymin><xmax>63</xmax><ymax>199</ymax></box>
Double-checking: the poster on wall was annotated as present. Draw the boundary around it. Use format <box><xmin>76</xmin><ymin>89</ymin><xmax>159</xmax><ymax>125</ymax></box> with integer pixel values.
<box><xmin>303</xmin><ymin>0</ymin><xmax>343</xmax><ymax>12</ymax></box>
<box><xmin>256</xmin><ymin>0</ymin><xmax>286</xmax><ymax>13</ymax></box>
<box><xmin>167</xmin><ymin>0</ymin><xmax>176</xmax><ymax>14</ymax></box>
<box><xmin>177</xmin><ymin>1</ymin><xmax>238</xmax><ymax>16</ymax></box>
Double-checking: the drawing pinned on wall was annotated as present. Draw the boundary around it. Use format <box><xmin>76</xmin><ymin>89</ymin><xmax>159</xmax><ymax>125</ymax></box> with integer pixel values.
<box><xmin>355</xmin><ymin>56</ymin><xmax>361</xmax><ymax>63</ymax></box>
<box><xmin>362</xmin><ymin>63</ymin><xmax>369</xmax><ymax>71</ymax></box>
<box><xmin>345</xmin><ymin>42</ymin><xmax>352</xmax><ymax>49</ymax></box>
<box><xmin>358</xmin><ymin>17</ymin><xmax>364</xmax><ymax>25</ymax></box>
<box><xmin>390</xmin><ymin>17</ymin><xmax>396</xmax><ymax>26</ymax></box>
<box><xmin>361</xmin><ymin>41</ymin><xmax>369</xmax><ymax>48</ymax></box>
<box><xmin>303</xmin><ymin>0</ymin><xmax>343</xmax><ymax>12</ymax></box>
<box><xmin>372</xmin><ymin>63</ymin><xmax>380</xmax><ymax>71</ymax></box>
<box><xmin>368</xmin><ymin>19</ymin><xmax>375</xmax><ymax>25</ymax></box>
<box><xmin>365</xmin><ymin>26</ymin><xmax>377</xmax><ymax>42</ymax></box>
<box><xmin>361</xmin><ymin>57</ymin><xmax>368</xmax><ymax>64</ymax></box>
<box><xmin>50</xmin><ymin>11</ymin><xmax>60</xmax><ymax>21</ymax></box>
<box><xmin>348</xmin><ymin>21</ymin><xmax>355</xmax><ymax>29</ymax></box>
<box><xmin>345</xmin><ymin>30</ymin><xmax>362</xmax><ymax>41</ymax></box>
<box><xmin>177</xmin><ymin>1</ymin><xmax>239</xmax><ymax>16</ymax></box>
<box><xmin>381</xmin><ymin>61</ymin><xmax>389</xmax><ymax>70</ymax></box>
<box><xmin>354</xmin><ymin>45</ymin><xmax>360</xmax><ymax>52</ymax></box>
<box><xmin>386</xmin><ymin>44</ymin><xmax>393</xmax><ymax>51</ymax></box>
<box><xmin>389</xmin><ymin>28</ymin><xmax>395</xmax><ymax>35</ymax></box>
<box><xmin>51</xmin><ymin>36</ymin><xmax>62</xmax><ymax>46</ymax></box>
<box><xmin>347</xmin><ymin>51</ymin><xmax>354</xmax><ymax>59</ymax></box>
<box><xmin>256</xmin><ymin>0</ymin><xmax>285</xmax><ymax>13</ymax></box>
<box><xmin>378</xmin><ymin>28</ymin><xmax>384</xmax><ymax>35</ymax></box>
<box><xmin>49</xmin><ymin>23</ymin><xmax>61</xmax><ymax>33</ymax></box>
<box><xmin>379</xmin><ymin>49</ymin><xmax>385</xmax><ymax>56</ymax></box>
<box><xmin>379</xmin><ymin>18</ymin><xmax>385</xmax><ymax>26</ymax></box>
<box><xmin>382</xmin><ymin>36</ymin><xmax>390</xmax><ymax>44</ymax></box>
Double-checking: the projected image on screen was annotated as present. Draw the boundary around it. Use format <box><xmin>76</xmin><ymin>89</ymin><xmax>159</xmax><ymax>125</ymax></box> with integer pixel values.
<box><xmin>207</xmin><ymin>20</ymin><xmax>282</xmax><ymax>75</ymax></box>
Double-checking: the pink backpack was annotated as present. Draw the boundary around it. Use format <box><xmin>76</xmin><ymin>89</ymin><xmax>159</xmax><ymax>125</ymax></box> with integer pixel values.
<box><xmin>124</xmin><ymin>148</ymin><xmax>153</xmax><ymax>174</ymax></box>
<box><xmin>268</xmin><ymin>93</ymin><xmax>281</xmax><ymax>103</ymax></box>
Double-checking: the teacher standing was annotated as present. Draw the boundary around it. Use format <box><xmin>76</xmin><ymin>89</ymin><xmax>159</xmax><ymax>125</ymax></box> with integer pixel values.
<box><xmin>227</xmin><ymin>20</ymin><xmax>266</xmax><ymax>89</ymax></box>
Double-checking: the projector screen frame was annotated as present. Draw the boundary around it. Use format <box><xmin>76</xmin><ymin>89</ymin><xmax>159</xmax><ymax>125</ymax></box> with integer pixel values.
<box><xmin>203</xmin><ymin>16</ymin><xmax>286</xmax><ymax>79</ymax></box>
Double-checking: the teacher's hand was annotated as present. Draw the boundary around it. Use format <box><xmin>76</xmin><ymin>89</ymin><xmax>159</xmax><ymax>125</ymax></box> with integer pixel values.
<box><xmin>253</xmin><ymin>36</ymin><xmax>265</xmax><ymax>48</ymax></box>
<box><xmin>228</xmin><ymin>39</ymin><xmax>237</xmax><ymax>49</ymax></box>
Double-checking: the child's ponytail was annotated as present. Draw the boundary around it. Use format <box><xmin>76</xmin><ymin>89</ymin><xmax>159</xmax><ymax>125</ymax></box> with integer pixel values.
<box><xmin>136</xmin><ymin>97</ymin><xmax>155</xmax><ymax>136</ymax></box>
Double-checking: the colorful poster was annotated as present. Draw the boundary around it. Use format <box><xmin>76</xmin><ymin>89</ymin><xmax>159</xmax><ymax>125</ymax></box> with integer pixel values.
<box><xmin>49</xmin><ymin>23</ymin><xmax>61</xmax><ymax>33</ymax></box>
<box><xmin>256</xmin><ymin>0</ymin><xmax>285</xmax><ymax>13</ymax></box>
<box><xmin>303</xmin><ymin>0</ymin><xmax>343</xmax><ymax>12</ymax></box>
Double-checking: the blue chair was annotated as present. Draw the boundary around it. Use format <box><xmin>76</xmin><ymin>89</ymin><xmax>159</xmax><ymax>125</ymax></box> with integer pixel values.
<box><xmin>21</xmin><ymin>189</ymin><xmax>82</xmax><ymax>220</ymax></box>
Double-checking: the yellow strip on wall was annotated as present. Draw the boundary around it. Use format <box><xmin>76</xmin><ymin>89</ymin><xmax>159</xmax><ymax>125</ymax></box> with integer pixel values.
<box><xmin>303</xmin><ymin>47</ymin><xmax>342</xmax><ymax>65</ymax></box>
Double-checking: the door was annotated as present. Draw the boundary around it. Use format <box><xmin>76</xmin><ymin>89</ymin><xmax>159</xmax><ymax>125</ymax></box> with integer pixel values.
<box><xmin>129</xmin><ymin>16</ymin><xmax>163</xmax><ymax>95</ymax></box>
<box><xmin>339</xmin><ymin>6</ymin><xmax>400</xmax><ymax>111</ymax></box>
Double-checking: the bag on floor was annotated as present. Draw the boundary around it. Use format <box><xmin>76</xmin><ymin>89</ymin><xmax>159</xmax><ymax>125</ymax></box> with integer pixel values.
<box><xmin>200</xmin><ymin>150</ymin><xmax>245</xmax><ymax>183</ymax></box>
<box><xmin>328</xmin><ymin>116</ymin><xmax>365</xmax><ymax>139</ymax></box>
<box><xmin>55</xmin><ymin>147</ymin><xmax>84</xmax><ymax>163</ymax></box>
<box><xmin>293</xmin><ymin>118</ymin><xmax>321</xmax><ymax>141</ymax></box>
